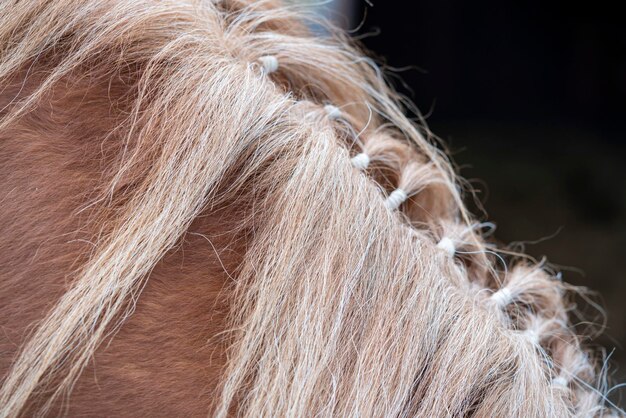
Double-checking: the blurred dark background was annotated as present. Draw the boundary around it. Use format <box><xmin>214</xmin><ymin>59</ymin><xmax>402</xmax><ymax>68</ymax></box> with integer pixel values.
<box><xmin>318</xmin><ymin>0</ymin><xmax>626</xmax><ymax>406</ymax></box>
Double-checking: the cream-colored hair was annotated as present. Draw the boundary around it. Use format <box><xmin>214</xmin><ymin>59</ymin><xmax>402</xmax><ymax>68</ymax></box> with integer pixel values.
<box><xmin>0</xmin><ymin>0</ymin><xmax>620</xmax><ymax>416</ymax></box>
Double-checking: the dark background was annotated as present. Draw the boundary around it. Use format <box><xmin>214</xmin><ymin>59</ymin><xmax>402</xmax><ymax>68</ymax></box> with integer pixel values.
<box><xmin>335</xmin><ymin>0</ymin><xmax>625</xmax><ymax>407</ymax></box>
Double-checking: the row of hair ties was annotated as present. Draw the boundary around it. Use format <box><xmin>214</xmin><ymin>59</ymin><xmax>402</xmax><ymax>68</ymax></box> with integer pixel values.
<box><xmin>259</xmin><ymin>55</ymin><xmax>570</xmax><ymax>389</ymax></box>
<box><xmin>259</xmin><ymin>57</ymin><xmax>464</xmax><ymax>268</ymax></box>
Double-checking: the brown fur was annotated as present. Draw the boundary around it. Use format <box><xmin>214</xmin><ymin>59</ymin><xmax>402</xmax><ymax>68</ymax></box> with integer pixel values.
<box><xmin>0</xmin><ymin>71</ymin><xmax>241</xmax><ymax>415</ymax></box>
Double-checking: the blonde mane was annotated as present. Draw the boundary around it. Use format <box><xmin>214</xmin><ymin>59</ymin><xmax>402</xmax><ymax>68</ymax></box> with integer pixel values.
<box><xmin>0</xmin><ymin>0</ymin><xmax>619</xmax><ymax>416</ymax></box>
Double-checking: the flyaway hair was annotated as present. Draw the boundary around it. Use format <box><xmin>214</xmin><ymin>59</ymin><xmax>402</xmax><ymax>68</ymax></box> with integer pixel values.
<box><xmin>0</xmin><ymin>0</ymin><xmax>621</xmax><ymax>416</ymax></box>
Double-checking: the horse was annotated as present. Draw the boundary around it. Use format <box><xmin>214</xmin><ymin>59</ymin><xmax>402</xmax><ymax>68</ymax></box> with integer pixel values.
<box><xmin>0</xmin><ymin>0</ymin><xmax>618</xmax><ymax>416</ymax></box>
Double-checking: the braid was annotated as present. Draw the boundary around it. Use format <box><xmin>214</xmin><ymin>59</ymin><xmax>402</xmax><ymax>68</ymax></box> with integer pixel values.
<box><xmin>220</xmin><ymin>3</ymin><xmax>616</xmax><ymax>415</ymax></box>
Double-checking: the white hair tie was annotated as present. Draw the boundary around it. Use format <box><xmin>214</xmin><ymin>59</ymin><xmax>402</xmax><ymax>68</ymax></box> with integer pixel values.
<box><xmin>491</xmin><ymin>287</ymin><xmax>513</xmax><ymax>308</ymax></box>
<box><xmin>324</xmin><ymin>104</ymin><xmax>342</xmax><ymax>120</ymax></box>
<box><xmin>384</xmin><ymin>188</ymin><xmax>407</xmax><ymax>210</ymax></box>
<box><xmin>259</xmin><ymin>55</ymin><xmax>278</xmax><ymax>74</ymax></box>
<box><xmin>524</xmin><ymin>327</ymin><xmax>540</xmax><ymax>346</ymax></box>
<box><xmin>351</xmin><ymin>153</ymin><xmax>370</xmax><ymax>170</ymax></box>
<box><xmin>436</xmin><ymin>237</ymin><xmax>456</xmax><ymax>257</ymax></box>
<box><xmin>552</xmin><ymin>376</ymin><xmax>568</xmax><ymax>388</ymax></box>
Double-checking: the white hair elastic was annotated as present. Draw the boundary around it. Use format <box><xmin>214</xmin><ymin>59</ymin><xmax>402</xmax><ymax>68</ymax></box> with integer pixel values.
<box><xmin>324</xmin><ymin>104</ymin><xmax>342</xmax><ymax>120</ymax></box>
<box><xmin>551</xmin><ymin>376</ymin><xmax>569</xmax><ymax>388</ymax></box>
<box><xmin>436</xmin><ymin>237</ymin><xmax>456</xmax><ymax>257</ymax></box>
<box><xmin>524</xmin><ymin>327</ymin><xmax>540</xmax><ymax>346</ymax></box>
<box><xmin>351</xmin><ymin>153</ymin><xmax>370</xmax><ymax>170</ymax></box>
<box><xmin>258</xmin><ymin>55</ymin><xmax>279</xmax><ymax>74</ymax></box>
<box><xmin>490</xmin><ymin>287</ymin><xmax>513</xmax><ymax>308</ymax></box>
<box><xmin>384</xmin><ymin>188</ymin><xmax>407</xmax><ymax>210</ymax></box>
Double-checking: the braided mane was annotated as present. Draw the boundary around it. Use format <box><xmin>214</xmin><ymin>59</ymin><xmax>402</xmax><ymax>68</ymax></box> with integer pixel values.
<box><xmin>0</xmin><ymin>0</ymin><xmax>618</xmax><ymax>416</ymax></box>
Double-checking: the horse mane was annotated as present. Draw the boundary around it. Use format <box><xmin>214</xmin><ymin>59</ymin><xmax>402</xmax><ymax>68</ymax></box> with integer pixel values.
<box><xmin>0</xmin><ymin>0</ymin><xmax>618</xmax><ymax>416</ymax></box>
